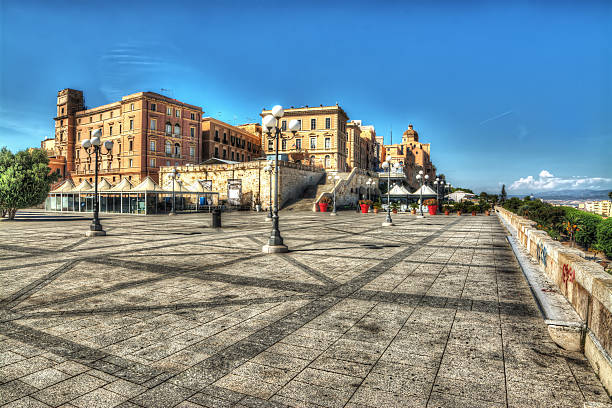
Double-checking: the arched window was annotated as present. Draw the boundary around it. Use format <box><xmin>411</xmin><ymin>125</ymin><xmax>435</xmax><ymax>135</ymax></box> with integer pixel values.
<box><xmin>174</xmin><ymin>124</ymin><xmax>180</xmax><ymax>136</ymax></box>
<box><xmin>324</xmin><ymin>155</ymin><xmax>330</xmax><ymax>168</ymax></box>
<box><xmin>174</xmin><ymin>143</ymin><xmax>180</xmax><ymax>156</ymax></box>
<box><xmin>165</xmin><ymin>141</ymin><xmax>172</xmax><ymax>154</ymax></box>
<box><xmin>165</xmin><ymin>122</ymin><xmax>172</xmax><ymax>135</ymax></box>
<box><xmin>310</xmin><ymin>155</ymin><xmax>315</xmax><ymax>166</ymax></box>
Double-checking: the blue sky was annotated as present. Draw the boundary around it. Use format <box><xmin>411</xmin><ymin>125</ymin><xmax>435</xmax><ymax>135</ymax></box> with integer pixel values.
<box><xmin>1</xmin><ymin>0</ymin><xmax>610</xmax><ymax>193</ymax></box>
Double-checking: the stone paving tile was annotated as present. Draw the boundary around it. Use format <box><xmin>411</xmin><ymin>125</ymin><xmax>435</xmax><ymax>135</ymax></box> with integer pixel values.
<box><xmin>0</xmin><ymin>211</ymin><xmax>610</xmax><ymax>407</ymax></box>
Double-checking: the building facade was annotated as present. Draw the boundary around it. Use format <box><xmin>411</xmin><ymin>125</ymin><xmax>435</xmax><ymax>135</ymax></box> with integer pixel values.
<box><xmin>382</xmin><ymin>124</ymin><xmax>436</xmax><ymax>189</ymax></box>
<box><xmin>46</xmin><ymin>89</ymin><xmax>203</xmax><ymax>185</ymax></box>
<box><xmin>346</xmin><ymin>120</ymin><xmax>378</xmax><ymax>171</ymax></box>
<box><xmin>261</xmin><ymin>105</ymin><xmax>349</xmax><ymax>172</ymax></box>
<box><xmin>584</xmin><ymin>200</ymin><xmax>612</xmax><ymax>217</ymax></box>
<box><xmin>201</xmin><ymin>118</ymin><xmax>262</xmax><ymax>162</ymax></box>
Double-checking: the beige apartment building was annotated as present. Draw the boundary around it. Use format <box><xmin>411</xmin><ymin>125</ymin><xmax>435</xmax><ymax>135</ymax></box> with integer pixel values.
<box><xmin>201</xmin><ymin>118</ymin><xmax>262</xmax><ymax>162</ymax></box>
<box><xmin>584</xmin><ymin>200</ymin><xmax>612</xmax><ymax>217</ymax></box>
<box><xmin>260</xmin><ymin>105</ymin><xmax>349</xmax><ymax>172</ymax></box>
<box><xmin>45</xmin><ymin>89</ymin><xmax>203</xmax><ymax>185</ymax></box>
<box><xmin>346</xmin><ymin>120</ymin><xmax>378</xmax><ymax>171</ymax></box>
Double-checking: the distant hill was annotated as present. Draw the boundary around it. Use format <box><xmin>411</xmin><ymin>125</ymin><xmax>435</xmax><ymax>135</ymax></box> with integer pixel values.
<box><xmin>509</xmin><ymin>189</ymin><xmax>611</xmax><ymax>201</ymax></box>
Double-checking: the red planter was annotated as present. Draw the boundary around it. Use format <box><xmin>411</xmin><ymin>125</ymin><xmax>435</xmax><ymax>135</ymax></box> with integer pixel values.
<box><xmin>428</xmin><ymin>205</ymin><xmax>438</xmax><ymax>215</ymax></box>
<box><xmin>360</xmin><ymin>204</ymin><xmax>369</xmax><ymax>213</ymax></box>
<box><xmin>318</xmin><ymin>202</ymin><xmax>329</xmax><ymax>212</ymax></box>
<box><xmin>471</xmin><ymin>211</ymin><xmax>476</xmax><ymax>216</ymax></box>
<box><xmin>444</xmin><ymin>211</ymin><xmax>449</xmax><ymax>215</ymax></box>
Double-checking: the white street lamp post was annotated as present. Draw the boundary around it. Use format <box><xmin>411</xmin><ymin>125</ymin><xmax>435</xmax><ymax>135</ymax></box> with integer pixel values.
<box><xmin>168</xmin><ymin>168</ymin><xmax>179</xmax><ymax>215</ymax></box>
<box><xmin>262</xmin><ymin>105</ymin><xmax>299</xmax><ymax>253</ymax></box>
<box><xmin>366</xmin><ymin>178</ymin><xmax>372</xmax><ymax>202</ymax></box>
<box><xmin>381</xmin><ymin>157</ymin><xmax>393</xmax><ymax>226</ymax></box>
<box><xmin>328</xmin><ymin>174</ymin><xmax>340</xmax><ymax>216</ymax></box>
<box><xmin>416</xmin><ymin>170</ymin><xmax>429</xmax><ymax>217</ymax></box>
<box><xmin>81</xmin><ymin>129</ymin><xmax>113</xmax><ymax>236</ymax></box>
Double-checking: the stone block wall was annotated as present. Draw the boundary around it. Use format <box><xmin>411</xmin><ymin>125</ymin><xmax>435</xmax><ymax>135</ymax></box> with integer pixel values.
<box><xmin>497</xmin><ymin>207</ymin><xmax>612</xmax><ymax>394</ymax></box>
<box><xmin>160</xmin><ymin>161</ymin><xmax>324</xmax><ymax>208</ymax></box>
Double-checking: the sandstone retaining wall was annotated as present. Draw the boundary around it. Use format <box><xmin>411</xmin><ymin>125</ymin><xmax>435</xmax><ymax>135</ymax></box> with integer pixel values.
<box><xmin>497</xmin><ymin>206</ymin><xmax>612</xmax><ymax>394</ymax></box>
<box><xmin>160</xmin><ymin>161</ymin><xmax>324</xmax><ymax>209</ymax></box>
<box><xmin>315</xmin><ymin>168</ymin><xmax>380</xmax><ymax>210</ymax></box>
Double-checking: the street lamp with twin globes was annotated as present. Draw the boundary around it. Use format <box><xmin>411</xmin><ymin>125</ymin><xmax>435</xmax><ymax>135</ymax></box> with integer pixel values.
<box><xmin>81</xmin><ymin>129</ymin><xmax>113</xmax><ymax>236</ymax></box>
<box><xmin>415</xmin><ymin>170</ymin><xmax>429</xmax><ymax>217</ymax></box>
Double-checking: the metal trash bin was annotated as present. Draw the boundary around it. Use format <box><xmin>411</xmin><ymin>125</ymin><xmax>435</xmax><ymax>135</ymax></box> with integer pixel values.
<box><xmin>211</xmin><ymin>208</ymin><xmax>221</xmax><ymax>228</ymax></box>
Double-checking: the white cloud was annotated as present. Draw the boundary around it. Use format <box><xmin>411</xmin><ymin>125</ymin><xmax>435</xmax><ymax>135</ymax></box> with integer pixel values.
<box><xmin>539</xmin><ymin>170</ymin><xmax>554</xmax><ymax>178</ymax></box>
<box><xmin>509</xmin><ymin>170</ymin><xmax>612</xmax><ymax>192</ymax></box>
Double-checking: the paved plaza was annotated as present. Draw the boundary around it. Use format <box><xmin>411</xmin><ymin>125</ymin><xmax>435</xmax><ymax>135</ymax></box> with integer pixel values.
<box><xmin>0</xmin><ymin>210</ymin><xmax>610</xmax><ymax>407</ymax></box>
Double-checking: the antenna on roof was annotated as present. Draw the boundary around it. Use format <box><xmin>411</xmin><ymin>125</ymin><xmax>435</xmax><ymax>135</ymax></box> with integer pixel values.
<box><xmin>160</xmin><ymin>88</ymin><xmax>174</xmax><ymax>99</ymax></box>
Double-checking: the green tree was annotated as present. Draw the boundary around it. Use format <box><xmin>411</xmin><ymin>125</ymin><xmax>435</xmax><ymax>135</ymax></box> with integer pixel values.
<box><xmin>501</xmin><ymin>184</ymin><xmax>507</xmax><ymax>203</ymax></box>
<box><xmin>0</xmin><ymin>148</ymin><xmax>59</xmax><ymax>220</ymax></box>
<box><xmin>608</xmin><ymin>191</ymin><xmax>612</xmax><ymax>200</ymax></box>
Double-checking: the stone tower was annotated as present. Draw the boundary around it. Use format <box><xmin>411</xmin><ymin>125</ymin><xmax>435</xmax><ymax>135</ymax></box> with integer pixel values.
<box><xmin>55</xmin><ymin>89</ymin><xmax>84</xmax><ymax>173</ymax></box>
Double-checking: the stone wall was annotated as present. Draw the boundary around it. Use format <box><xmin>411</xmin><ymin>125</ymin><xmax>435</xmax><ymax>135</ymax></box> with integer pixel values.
<box><xmin>497</xmin><ymin>206</ymin><xmax>612</xmax><ymax>394</ymax></box>
<box><xmin>160</xmin><ymin>161</ymin><xmax>324</xmax><ymax>208</ymax></box>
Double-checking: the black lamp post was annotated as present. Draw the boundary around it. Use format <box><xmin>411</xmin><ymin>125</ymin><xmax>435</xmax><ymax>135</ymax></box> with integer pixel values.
<box><xmin>169</xmin><ymin>168</ymin><xmax>179</xmax><ymax>215</ymax></box>
<box><xmin>264</xmin><ymin>161</ymin><xmax>273</xmax><ymax>220</ymax></box>
<box><xmin>82</xmin><ymin>129</ymin><xmax>113</xmax><ymax>236</ymax></box>
<box><xmin>262</xmin><ymin>105</ymin><xmax>299</xmax><ymax>253</ymax></box>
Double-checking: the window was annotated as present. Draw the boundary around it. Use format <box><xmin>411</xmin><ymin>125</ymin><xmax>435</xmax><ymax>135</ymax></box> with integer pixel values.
<box><xmin>174</xmin><ymin>143</ymin><xmax>180</xmax><ymax>156</ymax></box>
<box><xmin>78</xmin><ymin>131</ymin><xmax>81</xmax><ymax>140</ymax></box>
<box><xmin>129</xmin><ymin>119</ymin><xmax>134</xmax><ymax>130</ymax></box>
<box><xmin>150</xmin><ymin>158</ymin><xmax>155</xmax><ymax>167</ymax></box>
<box><xmin>325</xmin><ymin>117</ymin><xmax>331</xmax><ymax>129</ymax></box>
<box><xmin>174</xmin><ymin>124</ymin><xmax>180</xmax><ymax>136</ymax></box>
<box><xmin>223</xmin><ymin>132</ymin><xmax>227</xmax><ymax>143</ymax></box>
<box><xmin>167</xmin><ymin>107</ymin><xmax>172</xmax><ymax>115</ymax></box>
<box><xmin>165</xmin><ymin>141</ymin><xmax>172</xmax><ymax>154</ymax></box>
<box><xmin>150</xmin><ymin>118</ymin><xmax>157</xmax><ymax>131</ymax></box>
<box><xmin>89</xmin><ymin>130</ymin><xmax>92</xmax><ymax>137</ymax></box>
<box><xmin>190</xmin><ymin>113</ymin><xmax>195</xmax><ymax>120</ymax></box>
<box><xmin>175</xmin><ymin>161</ymin><xmax>178</xmax><ymax>166</ymax></box>
<box><xmin>166</xmin><ymin>160</ymin><xmax>170</xmax><ymax>166</ymax></box>
<box><xmin>282</xmin><ymin>139</ymin><xmax>287</xmax><ymax>150</ymax></box>
<box><xmin>151</xmin><ymin>103</ymin><xmax>156</xmax><ymax>112</ymax></box>
<box><xmin>268</xmin><ymin>139</ymin><xmax>273</xmax><ymax>151</ymax></box>
<box><xmin>214</xmin><ymin>130</ymin><xmax>219</xmax><ymax>141</ymax></box>
<box><xmin>297</xmin><ymin>120</ymin><xmax>302</xmax><ymax>130</ymax></box>
<box><xmin>325</xmin><ymin>138</ymin><xmax>331</xmax><ymax>149</ymax></box>
<box><xmin>190</xmin><ymin>146</ymin><xmax>195</xmax><ymax>157</ymax></box>
<box><xmin>310</xmin><ymin>155</ymin><xmax>315</xmax><ymax>166</ymax></box>
<box><xmin>129</xmin><ymin>140</ymin><xmax>133</xmax><ymax>151</ymax></box>
<box><xmin>190</xmin><ymin>127</ymin><xmax>195</xmax><ymax>138</ymax></box>
<box><xmin>129</xmin><ymin>159</ymin><xmax>133</xmax><ymax>167</ymax></box>
<box><xmin>281</xmin><ymin>120</ymin><xmax>287</xmax><ymax>131</ymax></box>
<box><xmin>99</xmin><ymin>114</ymin><xmax>102</xmax><ymax>120</ymax></box>
<box><xmin>130</xmin><ymin>103</ymin><xmax>134</xmax><ymax>111</ymax></box>
<box><xmin>296</xmin><ymin>139</ymin><xmax>302</xmax><ymax>150</ymax></box>
<box><xmin>166</xmin><ymin>122</ymin><xmax>172</xmax><ymax>135</ymax></box>
<box><xmin>60</xmin><ymin>120</ymin><xmax>63</xmax><ymax>126</ymax></box>
<box><xmin>119</xmin><ymin>124</ymin><xmax>122</xmax><ymax>134</ymax></box>
<box><xmin>61</xmin><ymin>107</ymin><xmax>64</xmax><ymax>114</ymax></box>
<box><xmin>324</xmin><ymin>155</ymin><xmax>330</xmax><ymax>168</ymax></box>
<box><xmin>110</xmin><ymin>111</ymin><xmax>113</xmax><ymax>118</ymax></box>
<box><xmin>76</xmin><ymin>150</ymin><xmax>79</xmax><ymax>159</ymax></box>
<box><xmin>241</xmin><ymin>153</ymin><xmax>244</xmax><ymax>161</ymax></box>
<box><xmin>175</xmin><ymin>109</ymin><xmax>180</xmax><ymax>118</ymax></box>
<box><xmin>310</xmin><ymin>137</ymin><xmax>316</xmax><ymax>149</ymax></box>
<box><xmin>109</xmin><ymin>125</ymin><xmax>113</xmax><ymax>136</ymax></box>
<box><xmin>214</xmin><ymin>147</ymin><xmax>219</xmax><ymax>158</ymax></box>
<box><xmin>311</xmin><ymin>119</ymin><xmax>316</xmax><ymax>130</ymax></box>
<box><xmin>150</xmin><ymin>141</ymin><xmax>155</xmax><ymax>151</ymax></box>
<box><xmin>223</xmin><ymin>149</ymin><xmax>227</xmax><ymax>159</ymax></box>
<box><xmin>231</xmin><ymin>151</ymin><xmax>235</xmax><ymax>160</ymax></box>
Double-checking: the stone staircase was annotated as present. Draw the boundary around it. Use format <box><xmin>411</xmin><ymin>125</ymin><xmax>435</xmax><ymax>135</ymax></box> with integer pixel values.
<box><xmin>283</xmin><ymin>174</ymin><xmax>334</xmax><ymax>211</ymax></box>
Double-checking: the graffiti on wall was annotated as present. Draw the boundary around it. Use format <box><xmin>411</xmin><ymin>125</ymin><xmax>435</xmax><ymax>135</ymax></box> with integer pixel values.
<box><xmin>562</xmin><ymin>264</ymin><xmax>575</xmax><ymax>292</ymax></box>
<box><xmin>536</xmin><ymin>242</ymin><xmax>548</xmax><ymax>267</ymax></box>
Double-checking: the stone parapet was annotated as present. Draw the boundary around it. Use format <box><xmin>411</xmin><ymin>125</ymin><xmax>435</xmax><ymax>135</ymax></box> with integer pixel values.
<box><xmin>497</xmin><ymin>206</ymin><xmax>612</xmax><ymax>394</ymax></box>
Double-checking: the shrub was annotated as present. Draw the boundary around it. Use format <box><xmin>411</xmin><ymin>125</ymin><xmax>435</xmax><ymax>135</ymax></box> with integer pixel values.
<box><xmin>423</xmin><ymin>198</ymin><xmax>437</xmax><ymax>206</ymax></box>
<box><xmin>564</xmin><ymin>207</ymin><xmax>602</xmax><ymax>249</ymax></box>
<box><xmin>596</xmin><ymin>218</ymin><xmax>612</xmax><ymax>258</ymax></box>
